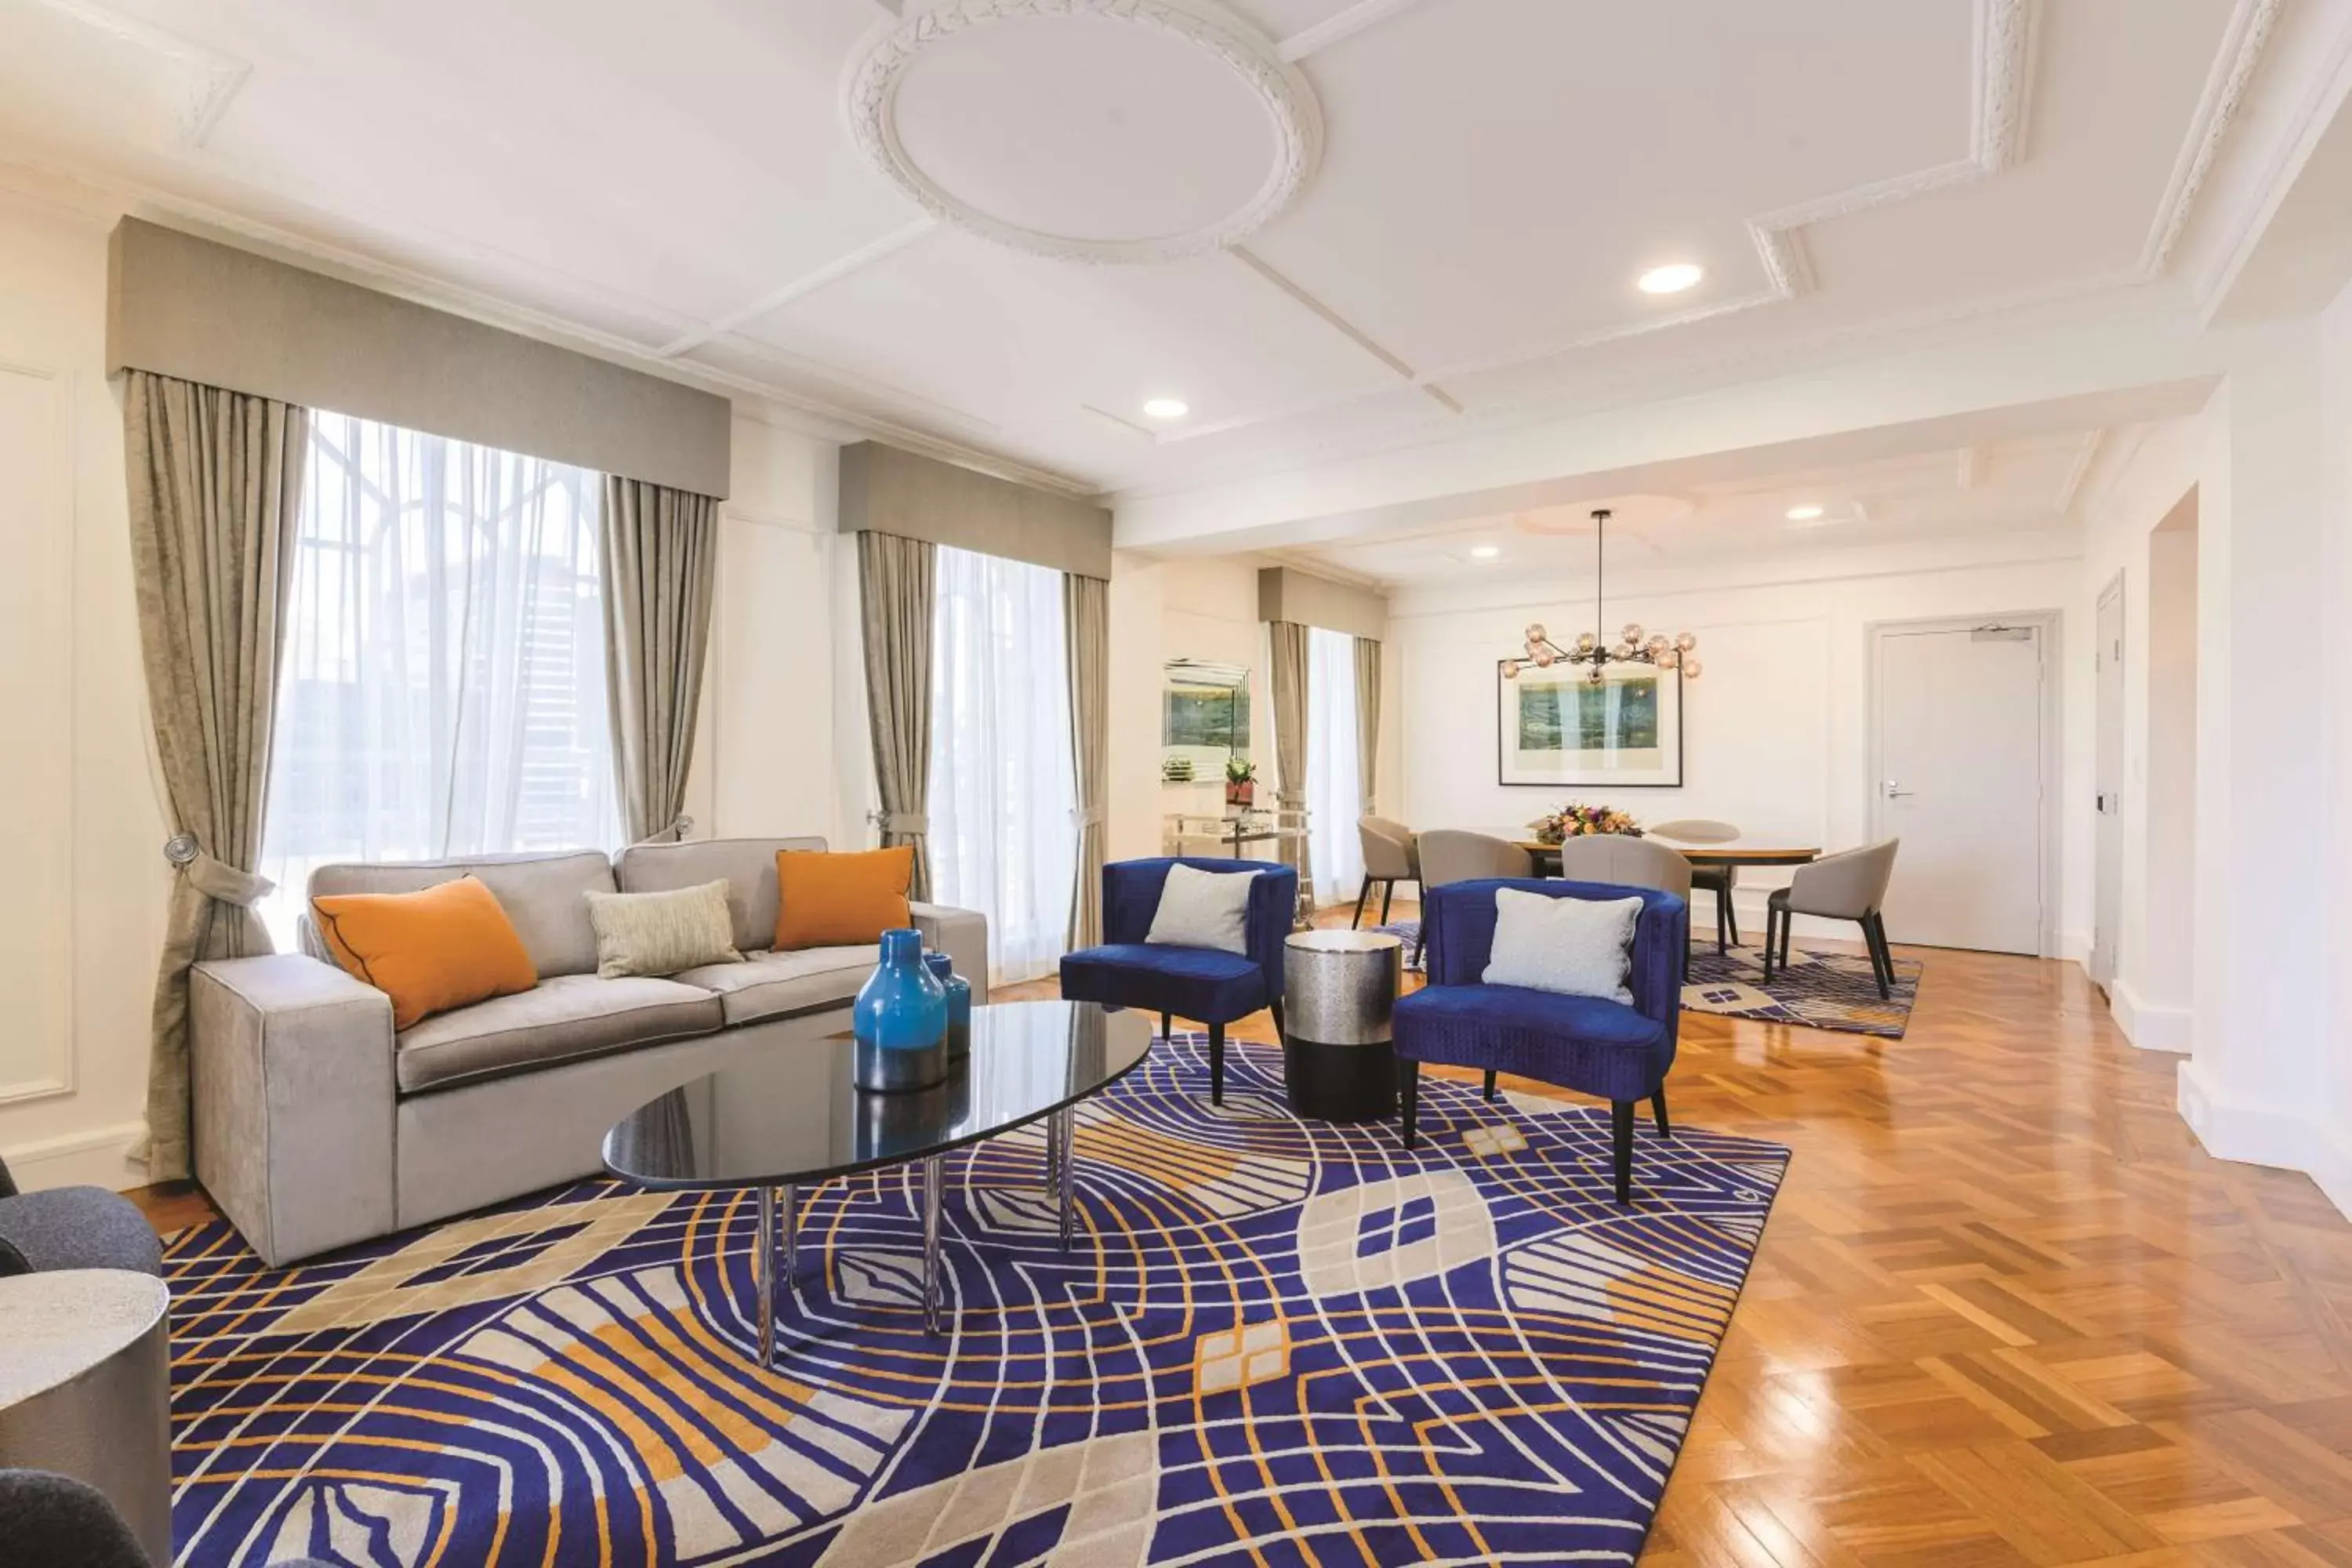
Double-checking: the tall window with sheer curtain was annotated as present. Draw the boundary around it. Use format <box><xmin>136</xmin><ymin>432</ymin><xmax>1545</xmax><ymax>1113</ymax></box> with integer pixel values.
<box><xmin>257</xmin><ymin>411</ymin><xmax>620</xmax><ymax>946</ymax></box>
<box><xmin>1305</xmin><ymin>625</ymin><xmax>1364</xmax><ymax>907</ymax></box>
<box><xmin>927</xmin><ymin>546</ymin><xmax>1078</xmax><ymax>985</ymax></box>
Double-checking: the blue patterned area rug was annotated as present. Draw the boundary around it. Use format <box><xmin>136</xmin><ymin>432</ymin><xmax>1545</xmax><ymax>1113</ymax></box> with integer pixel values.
<box><xmin>164</xmin><ymin>1036</ymin><xmax>1788</xmax><ymax>1567</ymax></box>
<box><xmin>1372</xmin><ymin>920</ymin><xmax>1922</xmax><ymax>1039</ymax></box>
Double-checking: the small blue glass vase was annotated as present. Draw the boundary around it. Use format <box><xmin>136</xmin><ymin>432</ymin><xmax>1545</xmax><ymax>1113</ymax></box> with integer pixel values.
<box><xmin>853</xmin><ymin>928</ymin><xmax>949</xmax><ymax>1093</ymax></box>
<box><xmin>924</xmin><ymin>951</ymin><xmax>973</xmax><ymax>1058</ymax></box>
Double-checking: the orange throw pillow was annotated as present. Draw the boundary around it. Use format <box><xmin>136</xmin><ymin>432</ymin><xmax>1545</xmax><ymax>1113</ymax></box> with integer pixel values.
<box><xmin>312</xmin><ymin>875</ymin><xmax>539</xmax><ymax>1031</ymax></box>
<box><xmin>774</xmin><ymin>846</ymin><xmax>913</xmax><ymax>950</ymax></box>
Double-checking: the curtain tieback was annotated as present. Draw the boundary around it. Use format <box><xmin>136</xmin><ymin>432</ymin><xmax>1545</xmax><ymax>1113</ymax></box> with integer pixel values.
<box><xmin>1275</xmin><ymin>790</ymin><xmax>1307</xmax><ymax>809</ymax></box>
<box><xmin>872</xmin><ymin>811</ymin><xmax>929</xmax><ymax>837</ymax></box>
<box><xmin>1073</xmin><ymin>806</ymin><xmax>1105</xmax><ymax>829</ymax></box>
<box><xmin>163</xmin><ymin>833</ymin><xmax>274</xmax><ymax>907</ymax></box>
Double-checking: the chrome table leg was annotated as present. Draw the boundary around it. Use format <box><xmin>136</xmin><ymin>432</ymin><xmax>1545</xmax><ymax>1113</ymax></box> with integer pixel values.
<box><xmin>757</xmin><ymin>1185</ymin><xmax>778</xmax><ymax>1370</ymax></box>
<box><xmin>1054</xmin><ymin>1106</ymin><xmax>1076</xmax><ymax>1253</ymax></box>
<box><xmin>782</xmin><ymin>1182</ymin><xmax>799</xmax><ymax>1277</ymax></box>
<box><xmin>921</xmin><ymin>1154</ymin><xmax>945</xmax><ymax>1336</ymax></box>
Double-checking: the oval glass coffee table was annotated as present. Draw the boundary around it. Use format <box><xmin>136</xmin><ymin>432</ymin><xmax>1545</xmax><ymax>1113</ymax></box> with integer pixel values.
<box><xmin>603</xmin><ymin>999</ymin><xmax>1152</xmax><ymax>1357</ymax></box>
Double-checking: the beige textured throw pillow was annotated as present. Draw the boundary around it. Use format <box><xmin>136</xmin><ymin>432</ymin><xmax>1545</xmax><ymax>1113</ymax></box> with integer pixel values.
<box><xmin>1145</xmin><ymin>863</ymin><xmax>1258</xmax><ymax>955</ymax></box>
<box><xmin>1482</xmin><ymin>887</ymin><xmax>1643</xmax><ymax>1004</ymax></box>
<box><xmin>586</xmin><ymin>880</ymin><xmax>744</xmax><ymax>978</ymax></box>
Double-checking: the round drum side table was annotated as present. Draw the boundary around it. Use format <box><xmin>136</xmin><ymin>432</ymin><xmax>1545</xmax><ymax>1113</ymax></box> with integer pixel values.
<box><xmin>1282</xmin><ymin>930</ymin><xmax>1403</xmax><ymax>1122</ymax></box>
<box><xmin>0</xmin><ymin>1268</ymin><xmax>173</xmax><ymax>1566</ymax></box>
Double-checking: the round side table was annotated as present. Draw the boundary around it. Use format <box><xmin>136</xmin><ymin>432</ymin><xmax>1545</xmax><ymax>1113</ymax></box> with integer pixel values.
<box><xmin>0</xmin><ymin>1268</ymin><xmax>173</xmax><ymax>1566</ymax></box>
<box><xmin>1281</xmin><ymin>930</ymin><xmax>1403</xmax><ymax>1122</ymax></box>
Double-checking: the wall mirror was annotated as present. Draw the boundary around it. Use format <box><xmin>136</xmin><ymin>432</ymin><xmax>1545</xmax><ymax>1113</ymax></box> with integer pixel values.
<box><xmin>1162</xmin><ymin>659</ymin><xmax>1250</xmax><ymax>784</ymax></box>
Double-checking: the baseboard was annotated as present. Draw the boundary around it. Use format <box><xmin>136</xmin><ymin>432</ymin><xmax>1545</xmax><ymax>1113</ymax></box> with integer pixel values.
<box><xmin>2060</xmin><ymin>929</ymin><xmax>2092</xmax><ymax>966</ymax></box>
<box><xmin>2109</xmin><ymin>980</ymin><xmax>2191</xmax><ymax>1053</ymax></box>
<box><xmin>0</xmin><ymin>1119</ymin><xmax>148</xmax><ymax>1192</ymax></box>
<box><xmin>2176</xmin><ymin>1062</ymin><xmax>2352</xmax><ymax>1221</ymax></box>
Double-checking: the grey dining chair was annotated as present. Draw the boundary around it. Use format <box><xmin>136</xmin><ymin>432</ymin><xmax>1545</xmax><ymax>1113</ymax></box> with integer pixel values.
<box><xmin>1410</xmin><ymin>830</ymin><xmax>1535</xmax><ymax>967</ymax></box>
<box><xmin>1650</xmin><ymin>818</ymin><xmax>1743</xmax><ymax>954</ymax></box>
<box><xmin>1552</xmin><ymin>835</ymin><xmax>1697</xmax><ymax>980</ymax></box>
<box><xmin>1355</xmin><ymin>816</ymin><xmax>1420</xmax><ymax>928</ymax></box>
<box><xmin>1762</xmin><ymin>839</ymin><xmax>1902</xmax><ymax>998</ymax></box>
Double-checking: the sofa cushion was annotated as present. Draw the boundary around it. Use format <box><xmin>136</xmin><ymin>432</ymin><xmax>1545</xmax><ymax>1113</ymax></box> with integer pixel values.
<box><xmin>394</xmin><ymin>974</ymin><xmax>724</xmax><ymax>1094</ymax></box>
<box><xmin>1392</xmin><ymin>983</ymin><xmax>1666</xmax><ymax>1104</ymax></box>
<box><xmin>1058</xmin><ymin>943</ymin><xmax>1268</xmax><ymax>1025</ymax></box>
<box><xmin>310</xmin><ymin>851</ymin><xmax>616</xmax><ymax>979</ymax></box>
<box><xmin>673</xmin><ymin>945</ymin><xmax>877</xmax><ymax>1027</ymax></box>
<box><xmin>773</xmin><ymin>847</ymin><xmax>913</xmax><ymax>950</ymax></box>
<box><xmin>313</xmin><ymin>875</ymin><xmax>540</xmax><ymax>1030</ymax></box>
<box><xmin>615</xmin><ymin>837</ymin><xmax>829</xmax><ymax>956</ymax></box>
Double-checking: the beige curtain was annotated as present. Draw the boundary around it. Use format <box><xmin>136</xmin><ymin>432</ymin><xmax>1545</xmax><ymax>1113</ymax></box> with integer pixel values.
<box><xmin>123</xmin><ymin>369</ymin><xmax>308</xmax><ymax>1181</ymax></box>
<box><xmin>1354</xmin><ymin>636</ymin><xmax>1381</xmax><ymax>817</ymax></box>
<box><xmin>1268</xmin><ymin>619</ymin><xmax>1312</xmax><ymax>890</ymax></box>
<box><xmin>858</xmin><ymin>531</ymin><xmax>937</xmax><ymax>898</ymax></box>
<box><xmin>1064</xmin><ymin>573</ymin><xmax>1109</xmax><ymax>947</ymax></box>
<box><xmin>603</xmin><ymin>477</ymin><xmax>720</xmax><ymax>843</ymax></box>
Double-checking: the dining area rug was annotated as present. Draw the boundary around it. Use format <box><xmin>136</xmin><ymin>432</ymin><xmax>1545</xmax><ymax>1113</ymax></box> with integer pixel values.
<box><xmin>1372</xmin><ymin>919</ymin><xmax>1922</xmax><ymax>1039</ymax></box>
<box><xmin>161</xmin><ymin>1035</ymin><xmax>1788</xmax><ymax>1567</ymax></box>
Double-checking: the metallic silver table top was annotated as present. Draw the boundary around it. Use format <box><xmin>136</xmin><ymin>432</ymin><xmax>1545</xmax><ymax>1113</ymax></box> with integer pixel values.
<box><xmin>1283</xmin><ymin>929</ymin><xmax>1402</xmax><ymax>1046</ymax></box>
<box><xmin>0</xmin><ymin>1269</ymin><xmax>170</xmax><ymax>1408</ymax></box>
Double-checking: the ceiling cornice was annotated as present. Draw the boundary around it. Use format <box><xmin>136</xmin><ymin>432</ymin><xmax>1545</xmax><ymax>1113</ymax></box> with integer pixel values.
<box><xmin>2140</xmin><ymin>0</ymin><xmax>2287</xmax><ymax>278</ymax></box>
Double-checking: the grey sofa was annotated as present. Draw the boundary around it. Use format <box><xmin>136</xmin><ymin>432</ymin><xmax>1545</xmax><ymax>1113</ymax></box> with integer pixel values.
<box><xmin>188</xmin><ymin>837</ymin><xmax>988</xmax><ymax>1266</ymax></box>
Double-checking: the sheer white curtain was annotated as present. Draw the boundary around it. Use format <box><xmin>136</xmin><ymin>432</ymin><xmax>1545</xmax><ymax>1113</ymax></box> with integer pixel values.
<box><xmin>1306</xmin><ymin>625</ymin><xmax>1364</xmax><ymax>907</ymax></box>
<box><xmin>927</xmin><ymin>546</ymin><xmax>1078</xmax><ymax>985</ymax></box>
<box><xmin>257</xmin><ymin>411</ymin><xmax>620</xmax><ymax>946</ymax></box>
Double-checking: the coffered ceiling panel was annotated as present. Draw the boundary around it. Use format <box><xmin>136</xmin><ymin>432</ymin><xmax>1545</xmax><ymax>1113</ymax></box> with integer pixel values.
<box><xmin>726</xmin><ymin>227</ymin><xmax>1406</xmax><ymax>458</ymax></box>
<box><xmin>0</xmin><ymin>0</ymin><xmax>2326</xmax><ymax>506</ymax></box>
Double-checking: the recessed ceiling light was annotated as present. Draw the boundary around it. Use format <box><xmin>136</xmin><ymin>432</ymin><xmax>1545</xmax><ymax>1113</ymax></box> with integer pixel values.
<box><xmin>1470</xmin><ymin>544</ymin><xmax>1501</xmax><ymax>560</ymax></box>
<box><xmin>1784</xmin><ymin>503</ymin><xmax>1825</xmax><ymax>521</ymax></box>
<box><xmin>1142</xmin><ymin>397</ymin><xmax>1189</xmax><ymax>420</ymax></box>
<box><xmin>1637</xmin><ymin>262</ymin><xmax>1704</xmax><ymax>296</ymax></box>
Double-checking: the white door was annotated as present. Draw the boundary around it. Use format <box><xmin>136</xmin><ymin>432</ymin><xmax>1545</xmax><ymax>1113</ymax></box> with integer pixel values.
<box><xmin>1874</xmin><ymin>622</ymin><xmax>2047</xmax><ymax>954</ymax></box>
<box><xmin>2090</xmin><ymin>583</ymin><xmax>2125</xmax><ymax>988</ymax></box>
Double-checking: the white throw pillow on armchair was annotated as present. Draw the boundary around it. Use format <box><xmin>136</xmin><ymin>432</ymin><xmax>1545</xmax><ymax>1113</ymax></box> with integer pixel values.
<box><xmin>1145</xmin><ymin>863</ymin><xmax>1258</xmax><ymax>955</ymax></box>
<box><xmin>1482</xmin><ymin>887</ymin><xmax>1644</xmax><ymax>1004</ymax></box>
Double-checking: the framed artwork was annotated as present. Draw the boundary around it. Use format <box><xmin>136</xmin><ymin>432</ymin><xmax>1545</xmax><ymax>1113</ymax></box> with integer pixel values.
<box><xmin>1497</xmin><ymin>659</ymin><xmax>1684</xmax><ymax>787</ymax></box>
<box><xmin>1162</xmin><ymin>659</ymin><xmax>1250</xmax><ymax>785</ymax></box>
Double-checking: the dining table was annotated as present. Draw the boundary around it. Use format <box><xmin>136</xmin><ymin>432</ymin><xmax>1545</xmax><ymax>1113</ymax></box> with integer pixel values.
<box><xmin>1513</xmin><ymin>834</ymin><xmax>1824</xmax><ymax>870</ymax></box>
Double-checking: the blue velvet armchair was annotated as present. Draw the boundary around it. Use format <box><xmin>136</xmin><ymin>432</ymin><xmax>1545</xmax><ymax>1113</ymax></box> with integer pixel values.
<box><xmin>1058</xmin><ymin>857</ymin><xmax>1298</xmax><ymax>1104</ymax></box>
<box><xmin>1392</xmin><ymin>878</ymin><xmax>1688</xmax><ymax>1203</ymax></box>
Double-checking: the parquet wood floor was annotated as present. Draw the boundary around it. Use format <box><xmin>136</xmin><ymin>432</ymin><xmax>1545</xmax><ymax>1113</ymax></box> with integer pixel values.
<box><xmin>131</xmin><ymin>900</ymin><xmax>2352</xmax><ymax>1565</ymax></box>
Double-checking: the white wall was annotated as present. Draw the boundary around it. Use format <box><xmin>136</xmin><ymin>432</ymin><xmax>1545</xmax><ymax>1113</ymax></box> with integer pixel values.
<box><xmin>687</xmin><ymin>411</ymin><xmax>847</xmax><ymax>848</ymax></box>
<box><xmin>0</xmin><ymin>190</ymin><xmax>172</xmax><ymax>1190</ymax></box>
<box><xmin>1388</xmin><ymin>537</ymin><xmax>2091</xmax><ymax>947</ymax></box>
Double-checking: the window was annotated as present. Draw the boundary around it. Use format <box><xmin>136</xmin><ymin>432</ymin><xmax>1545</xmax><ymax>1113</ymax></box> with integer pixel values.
<box><xmin>927</xmin><ymin>546</ymin><xmax>1078</xmax><ymax>985</ymax></box>
<box><xmin>257</xmin><ymin>412</ymin><xmax>619</xmax><ymax>946</ymax></box>
<box><xmin>1305</xmin><ymin>625</ymin><xmax>1364</xmax><ymax>906</ymax></box>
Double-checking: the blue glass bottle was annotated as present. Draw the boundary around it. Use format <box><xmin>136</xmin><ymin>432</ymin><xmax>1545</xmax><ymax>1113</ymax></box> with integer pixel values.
<box><xmin>852</xmin><ymin>928</ymin><xmax>949</xmax><ymax>1093</ymax></box>
<box><xmin>925</xmin><ymin>951</ymin><xmax>973</xmax><ymax>1058</ymax></box>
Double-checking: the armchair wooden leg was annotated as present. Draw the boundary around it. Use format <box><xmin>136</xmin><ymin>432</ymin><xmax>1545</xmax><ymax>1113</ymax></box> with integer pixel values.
<box><xmin>1715</xmin><ymin>890</ymin><xmax>1729</xmax><ymax>955</ymax></box>
<box><xmin>1650</xmin><ymin>1087</ymin><xmax>1671</xmax><ymax>1138</ymax></box>
<box><xmin>1269</xmin><ymin>998</ymin><xmax>1287</xmax><ymax>1045</ymax></box>
<box><xmin>1864</xmin><ymin>913</ymin><xmax>1894</xmax><ymax>1000</ymax></box>
<box><xmin>1611</xmin><ymin>1099</ymin><xmax>1635</xmax><ymax>1205</ymax></box>
<box><xmin>1482</xmin><ymin>1069</ymin><xmax>1497</xmax><ymax>1102</ymax></box>
<box><xmin>1760</xmin><ymin>907</ymin><xmax>1776</xmax><ymax>982</ymax></box>
<box><xmin>1779</xmin><ymin>906</ymin><xmax>1795</xmax><ymax>972</ymax></box>
<box><xmin>1399</xmin><ymin>1060</ymin><xmax>1420</xmax><ymax>1149</ymax></box>
<box><xmin>1208</xmin><ymin>1022</ymin><xmax>1226</xmax><ymax>1105</ymax></box>
<box><xmin>1380</xmin><ymin>881</ymin><xmax>1395</xmax><ymax>924</ymax></box>
<box><xmin>1351</xmin><ymin>882</ymin><xmax>1372</xmax><ymax>928</ymax></box>
<box><xmin>1160</xmin><ymin>1011</ymin><xmax>1172</xmax><ymax>1042</ymax></box>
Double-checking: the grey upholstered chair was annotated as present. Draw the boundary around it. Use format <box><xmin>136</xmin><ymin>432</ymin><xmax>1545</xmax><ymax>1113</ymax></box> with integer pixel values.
<box><xmin>0</xmin><ymin>1154</ymin><xmax>162</xmax><ymax>1279</ymax></box>
<box><xmin>1410</xmin><ymin>831</ymin><xmax>1534</xmax><ymax>967</ymax></box>
<box><xmin>1650</xmin><ymin>818</ymin><xmax>1742</xmax><ymax>953</ymax></box>
<box><xmin>1552</xmin><ymin>836</ymin><xmax>1697</xmax><ymax>979</ymax></box>
<box><xmin>1762</xmin><ymin>839</ymin><xmax>1902</xmax><ymax>998</ymax></box>
<box><xmin>1354</xmin><ymin>816</ymin><xmax>1420</xmax><ymax>928</ymax></box>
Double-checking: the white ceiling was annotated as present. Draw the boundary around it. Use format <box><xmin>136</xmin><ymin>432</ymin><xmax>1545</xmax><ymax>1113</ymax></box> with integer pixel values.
<box><xmin>1281</xmin><ymin>430</ymin><xmax>2108</xmax><ymax>586</ymax></box>
<box><xmin>0</xmin><ymin>0</ymin><xmax>2327</xmax><ymax>504</ymax></box>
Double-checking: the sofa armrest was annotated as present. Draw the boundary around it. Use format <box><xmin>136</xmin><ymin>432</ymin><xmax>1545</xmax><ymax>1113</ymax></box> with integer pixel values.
<box><xmin>909</xmin><ymin>903</ymin><xmax>990</xmax><ymax>1000</ymax></box>
<box><xmin>191</xmin><ymin>954</ymin><xmax>396</xmax><ymax>1266</ymax></box>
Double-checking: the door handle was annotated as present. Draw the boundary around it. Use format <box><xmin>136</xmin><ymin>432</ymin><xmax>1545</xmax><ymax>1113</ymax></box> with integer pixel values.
<box><xmin>1883</xmin><ymin>779</ymin><xmax>1915</xmax><ymax>799</ymax></box>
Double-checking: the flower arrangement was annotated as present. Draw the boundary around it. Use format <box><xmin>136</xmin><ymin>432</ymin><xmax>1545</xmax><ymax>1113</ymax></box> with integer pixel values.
<box><xmin>1224</xmin><ymin>756</ymin><xmax>1258</xmax><ymax>807</ymax></box>
<box><xmin>1529</xmin><ymin>801</ymin><xmax>1642</xmax><ymax>845</ymax></box>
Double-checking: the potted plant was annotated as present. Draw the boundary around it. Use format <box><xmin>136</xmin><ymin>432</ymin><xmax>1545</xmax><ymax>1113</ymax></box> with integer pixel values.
<box><xmin>1225</xmin><ymin>757</ymin><xmax>1258</xmax><ymax>808</ymax></box>
<box><xmin>1529</xmin><ymin>801</ymin><xmax>1642</xmax><ymax>846</ymax></box>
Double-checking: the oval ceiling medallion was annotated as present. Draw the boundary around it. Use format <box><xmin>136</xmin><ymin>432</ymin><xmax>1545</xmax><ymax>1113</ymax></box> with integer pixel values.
<box><xmin>842</xmin><ymin>0</ymin><xmax>1323</xmax><ymax>264</ymax></box>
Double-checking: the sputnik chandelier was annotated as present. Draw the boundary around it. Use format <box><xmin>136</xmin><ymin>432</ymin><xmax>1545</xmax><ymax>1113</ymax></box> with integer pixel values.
<box><xmin>1499</xmin><ymin>508</ymin><xmax>1702</xmax><ymax>684</ymax></box>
